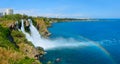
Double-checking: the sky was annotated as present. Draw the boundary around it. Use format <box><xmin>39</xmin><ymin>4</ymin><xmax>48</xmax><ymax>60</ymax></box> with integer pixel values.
<box><xmin>0</xmin><ymin>0</ymin><xmax>120</xmax><ymax>18</ymax></box>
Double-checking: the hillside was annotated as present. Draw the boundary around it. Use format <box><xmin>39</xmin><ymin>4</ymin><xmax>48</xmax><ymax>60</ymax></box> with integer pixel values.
<box><xmin>0</xmin><ymin>14</ymin><xmax>46</xmax><ymax>64</ymax></box>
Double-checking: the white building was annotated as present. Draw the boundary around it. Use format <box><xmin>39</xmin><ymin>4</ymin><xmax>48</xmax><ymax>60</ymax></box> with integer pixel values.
<box><xmin>0</xmin><ymin>8</ymin><xmax>14</xmax><ymax>16</ymax></box>
<box><xmin>5</xmin><ymin>9</ymin><xmax>13</xmax><ymax>15</ymax></box>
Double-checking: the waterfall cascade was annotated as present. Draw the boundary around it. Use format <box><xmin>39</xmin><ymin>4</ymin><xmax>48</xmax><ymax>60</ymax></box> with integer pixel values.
<box><xmin>20</xmin><ymin>19</ymin><xmax>90</xmax><ymax>50</ymax></box>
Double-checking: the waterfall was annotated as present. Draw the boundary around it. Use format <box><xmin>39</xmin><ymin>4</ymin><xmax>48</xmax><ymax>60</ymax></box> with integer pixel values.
<box><xmin>21</xmin><ymin>19</ymin><xmax>33</xmax><ymax>42</ymax></box>
<box><xmin>20</xmin><ymin>19</ymin><xmax>91</xmax><ymax>50</ymax></box>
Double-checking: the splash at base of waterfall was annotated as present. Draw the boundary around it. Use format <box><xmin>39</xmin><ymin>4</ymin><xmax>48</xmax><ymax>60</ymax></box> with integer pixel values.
<box><xmin>20</xmin><ymin>19</ymin><xmax>92</xmax><ymax>50</ymax></box>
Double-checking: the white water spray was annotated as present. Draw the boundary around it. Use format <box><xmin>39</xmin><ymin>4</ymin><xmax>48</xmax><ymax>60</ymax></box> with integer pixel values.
<box><xmin>20</xmin><ymin>19</ymin><xmax>116</xmax><ymax>64</ymax></box>
<box><xmin>21</xmin><ymin>19</ymin><xmax>91</xmax><ymax>50</ymax></box>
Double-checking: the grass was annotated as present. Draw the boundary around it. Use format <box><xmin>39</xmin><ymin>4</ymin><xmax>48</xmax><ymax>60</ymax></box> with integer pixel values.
<box><xmin>0</xmin><ymin>25</ymin><xmax>41</xmax><ymax>64</ymax></box>
<box><xmin>0</xmin><ymin>25</ymin><xmax>17</xmax><ymax>50</ymax></box>
<box><xmin>0</xmin><ymin>47</ymin><xmax>23</xmax><ymax>64</ymax></box>
<box><xmin>0</xmin><ymin>14</ymin><xmax>49</xmax><ymax>64</ymax></box>
<box><xmin>11</xmin><ymin>30</ymin><xmax>34</xmax><ymax>46</ymax></box>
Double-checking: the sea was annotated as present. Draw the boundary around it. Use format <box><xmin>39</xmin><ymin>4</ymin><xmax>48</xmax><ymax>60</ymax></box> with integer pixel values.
<box><xmin>40</xmin><ymin>19</ymin><xmax>120</xmax><ymax>64</ymax></box>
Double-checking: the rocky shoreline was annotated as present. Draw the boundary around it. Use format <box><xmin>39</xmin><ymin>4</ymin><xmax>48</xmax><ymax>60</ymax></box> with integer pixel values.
<box><xmin>0</xmin><ymin>14</ymin><xmax>92</xmax><ymax>64</ymax></box>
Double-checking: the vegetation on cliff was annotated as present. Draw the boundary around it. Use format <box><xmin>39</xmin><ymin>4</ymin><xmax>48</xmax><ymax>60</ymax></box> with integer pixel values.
<box><xmin>0</xmin><ymin>25</ymin><xmax>42</xmax><ymax>64</ymax></box>
<box><xmin>0</xmin><ymin>14</ymin><xmax>44</xmax><ymax>64</ymax></box>
<box><xmin>0</xmin><ymin>14</ymin><xmax>82</xmax><ymax>64</ymax></box>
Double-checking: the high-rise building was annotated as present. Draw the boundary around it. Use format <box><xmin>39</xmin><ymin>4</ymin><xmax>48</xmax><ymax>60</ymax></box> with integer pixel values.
<box><xmin>5</xmin><ymin>9</ymin><xmax>13</xmax><ymax>15</ymax></box>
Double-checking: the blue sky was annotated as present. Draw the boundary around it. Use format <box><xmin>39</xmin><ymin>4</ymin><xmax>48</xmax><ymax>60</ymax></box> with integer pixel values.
<box><xmin>0</xmin><ymin>0</ymin><xmax>120</xmax><ymax>18</ymax></box>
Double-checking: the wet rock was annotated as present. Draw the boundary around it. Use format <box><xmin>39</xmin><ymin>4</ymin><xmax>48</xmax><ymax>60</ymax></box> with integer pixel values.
<box><xmin>55</xmin><ymin>58</ymin><xmax>61</xmax><ymax>63</ymax></box>
<box><xmin>18</xmin><ymin>43</ymin><xmax>44</xmax><ymax>59</ymax></box>
<box><xmin>44</xmin><ymin>31</ymin><xmax>51</xmax><ymax>37</ymax></box>
<box><xmin>15</xmin><ymin>21</ymin><xmax>19</xmax><ymax>29</ymax></box>
<box><xmin>25</xmin><ymin>20</ymin><xmax>30</xmax><ymax>27</ymax></box>
<box><xmin>9</xmin><ymin>23</ymin><xmax>16</xmax><ymax>30</ymax></box>
<box><xmin>34</xmin><ymin>54</ymin><xmax>40</xmax><ymax>60</ymax></box>
<box><xmin>9</xmin><ymin>22</ymin><xmax>20</xmax><ymax>30</ymax></box>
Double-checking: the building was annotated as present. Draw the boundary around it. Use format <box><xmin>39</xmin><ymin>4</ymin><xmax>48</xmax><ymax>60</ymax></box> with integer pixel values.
<box><xmin>0</xmin><ymin>12</ymin><xmax>3</xmax><ymax>17</ymax></box>
<box><xmin>5</xmin><ymin>9</ymin><xmax>13</xmax><ymax>15</ymax></box>
<box><xmin>0</xmin><ymin>8</ymin><xmax>14</xmax><ymax>17</ymax></box>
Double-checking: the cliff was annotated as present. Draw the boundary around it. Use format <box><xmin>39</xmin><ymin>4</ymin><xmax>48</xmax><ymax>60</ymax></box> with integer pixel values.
<box><xmin>0</xmin><ymin>14</ymin><xmax>80</xmax><ymax>64</ymax></box>
<box><xmin>33</xmin><ymin>18</ymin><xmax>51</xmax><ymax>38</ymax></box>
<box><xmin>0</xmin><ymin>18</ymin><xmax>43</xmax><ymax>64</ymax></box>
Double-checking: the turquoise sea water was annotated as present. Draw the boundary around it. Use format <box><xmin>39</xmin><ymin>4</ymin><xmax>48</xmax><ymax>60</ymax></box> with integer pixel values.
<box><xmin>41</xmin><ymin>19</ymin><xmax>120</xmax><ymax>64</ymax></box>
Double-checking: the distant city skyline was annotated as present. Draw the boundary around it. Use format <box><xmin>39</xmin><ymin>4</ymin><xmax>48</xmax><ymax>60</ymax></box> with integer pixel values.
<box><xmin>0</xmin><ymin>8</ymin><xmax>13</xmax><ymax>16</ymax></box>
<box><xmin>0</xmin><ymin>0</ymin><xmax>120</xmax><ymax>18</ymax></box>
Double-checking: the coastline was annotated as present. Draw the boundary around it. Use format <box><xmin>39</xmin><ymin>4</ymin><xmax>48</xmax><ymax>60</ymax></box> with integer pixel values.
<box><xmin>1</xmin><ymin>14</ymin><xmax>119</xmax><ymax>64</ymax></box>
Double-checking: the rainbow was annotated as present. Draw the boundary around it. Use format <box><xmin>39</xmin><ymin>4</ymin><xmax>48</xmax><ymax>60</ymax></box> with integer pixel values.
<box><xmin>79</xmin><ymin>35</ymin><xmax>116</xmax><ymax>64</ymax></box>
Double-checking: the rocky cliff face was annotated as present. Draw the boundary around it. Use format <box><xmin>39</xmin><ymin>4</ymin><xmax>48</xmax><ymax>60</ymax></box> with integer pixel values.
<box><xmin>34</xmin><ymin>18</ymin><xmax>51</xmax><ymax>38</ymax></box>
<box><xmin>0</xmin><ymin>16</ymin><xmax>53</xmax><ymax>63</ymax></box>
<box><xmin>0</xmin><ymin>19</ymin><xmax>44</xmax><ymax>64</ymax></box>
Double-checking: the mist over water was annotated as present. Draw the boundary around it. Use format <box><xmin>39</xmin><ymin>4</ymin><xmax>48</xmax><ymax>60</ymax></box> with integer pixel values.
<box><xmin>20</xmin><ymin>19</ymin><xmax>92</xmax><ymax>50</ymax></box>
<box><xmin>20</xmin><ymin>19</ymin><xmax>120</xmax><ymax>64</ymax></box>
<box><xmin>46</xmin><ymin>20</ymin><xmax>120</xmax><ymax>64</ymax></box>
